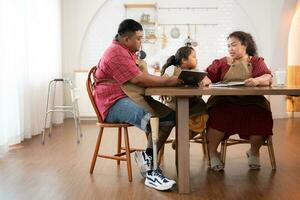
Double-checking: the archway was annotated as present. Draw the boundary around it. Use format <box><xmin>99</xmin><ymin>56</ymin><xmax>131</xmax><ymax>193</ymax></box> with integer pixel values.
<box><xmin>287</xmin><ymin>3</ymin><xmax>300</xmax><ymax>114</ymax></box>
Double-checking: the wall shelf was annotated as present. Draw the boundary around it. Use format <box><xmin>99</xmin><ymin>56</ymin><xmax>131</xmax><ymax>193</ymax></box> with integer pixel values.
<box><xmin>141</xmin><ymin>21</ymin><xmax>156</xmax><ymax>25</ymax></box>
<box><xmin>158</xmin><ymin>23</ymin><xmax>218</xmax><ymax>26</ymax></box>
<box><xmin>124</xmin><ymin>3</ymin><xmax>157</xmax><ymax>9</ymax></box>
<box><xmin>158</xmin><ymin>7</ymin><xmax>218</xmax><ymax>10</ymax></box>
<box><xmin>124</xmin><ymin>3</ymin><xmax>158</xmax><ymax>44</ymax></box>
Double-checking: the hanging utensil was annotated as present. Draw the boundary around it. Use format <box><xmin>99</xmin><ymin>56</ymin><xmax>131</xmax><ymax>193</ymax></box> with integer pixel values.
<box><xmin>184</xmin><ymin>24</ymin><xmax>193</xmax><ymax>46</ymax></box>
<box><xmin>170</xmin><ymin>26</ymin><xmax>180</xmax><ymax>39</ymax></box>
<box><xmin>192</xmin><ymin>25</ymin><xmax>198</xmax><ymax>47</ymax></box>
<box><xmin>145</xmin><ymin>28</ymin><xmax>157</xmax><ymax>44</ymax></box>
<box><xmin>161</xmin><ymin>25</ymin><xmax>167</xmax><ymax>49</ymax></box>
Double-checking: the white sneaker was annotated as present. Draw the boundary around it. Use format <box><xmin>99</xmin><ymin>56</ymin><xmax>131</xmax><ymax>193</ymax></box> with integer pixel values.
<box><xmin>134</xmin><ymin>151</ymin><xmax>152</xmax><ymax>177</ymax></box>
<box><xmin>145</xmin><ymin>169</ymin><xmax>176</xmax><ymax>191</ymax></box>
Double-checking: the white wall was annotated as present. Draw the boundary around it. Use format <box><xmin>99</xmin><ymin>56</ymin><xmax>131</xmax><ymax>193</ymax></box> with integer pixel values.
<box><xmin>79</xmin><ymin>0</ymin><xmax>233</xmax><ymax>71</ymax></box>
<box><xmin>288</xmin><ymin>2</ymin><xmax>300</xmax><ymax>65</ymax></box>
<box><xmin>62</xmin><ymin>0</ymin><xmax>299</xmax><ymax>118</ymax></box>
<box><xmin>61</xmin><ymin>0</ymin><xmax>106</xmax><ymax>110</ymax></box>
<box><xmin>268</xmin><ymin>0</ymin><xmax>298</xmax><ymax>118</ymax></box>
<box><xmin>61</xmin><ymin>0</ymin><xmax>106</xmax><ymax>78</ymax></box>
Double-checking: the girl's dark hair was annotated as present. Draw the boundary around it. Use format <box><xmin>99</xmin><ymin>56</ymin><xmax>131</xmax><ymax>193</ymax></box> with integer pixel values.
<box><xmin>228</xmin><ymin>31</ymin><xmax>258</xmax><ymax>56</ymax></box>
<box><xmin>161</xmin><ymin>46</ymin><xmax>194</xmax><ymax>76</ymax></box>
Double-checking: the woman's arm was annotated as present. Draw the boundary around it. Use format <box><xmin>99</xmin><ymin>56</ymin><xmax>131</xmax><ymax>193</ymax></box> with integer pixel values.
<box><xmin>205</xmin><ymin>58</ymin><xmax>226</xmax><ymax>83</ymax></box>
<box><xmin>245</xmin><ymin>57</ymin><xmax>273</xmax><ymax>86</ymax></box>
<box><xmin>244</xmin><ymin>74</ymin><xmax>272</xmax><ymax>86</ymax></box>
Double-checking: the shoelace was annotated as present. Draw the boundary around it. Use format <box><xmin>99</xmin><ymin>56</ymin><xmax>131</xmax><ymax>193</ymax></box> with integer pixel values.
<box><xmin>153</xmin><ymin>169</ymin><xmax>167</xmax><ymax>180</ymax></box>
<box><xmin>146</xmin><ymin>156</ymin><xmax>152</xmax><ymax>167</ymax></box>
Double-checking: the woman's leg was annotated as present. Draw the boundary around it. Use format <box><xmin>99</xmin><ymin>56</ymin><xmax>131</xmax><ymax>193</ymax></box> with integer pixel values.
<box><xmin>207</xmin><ymin>127</ymin><xmax>225</xmax><ymax>157</ymax></box>
<box><xmin>249</xmin><ymin>135</ymin><xmax>264</xmax><ymax>155</ymax></box>
<box><xmin>247</xmin><ymin>135</ymin><xmax>264</xmax><ymax>169</ymax></box>
<box><xmin>207</xmin><ymin>128</ymin><xmax>225</xmax><ymax>171</ymax></box>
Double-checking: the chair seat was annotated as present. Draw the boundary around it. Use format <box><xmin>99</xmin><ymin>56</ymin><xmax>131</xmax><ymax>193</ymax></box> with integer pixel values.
<box><xmin>96</xmin><ymin>122</ymin><xmax>134</xmax><ymax>128</ymax></box>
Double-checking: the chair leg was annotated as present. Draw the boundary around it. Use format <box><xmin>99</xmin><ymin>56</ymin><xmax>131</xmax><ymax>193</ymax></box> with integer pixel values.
<box><xmin>158</xmin><ymin>144</ymin><xmax>165</xmax><ymax>166</ymax></box>
<box><xmin>202</xmin><ymin>132</ymin><xmax>208</xmax><ymax>158</ymax></box>
<box><xmin>267</xmin><ymin>136</ymin><xmax>277</xmax><ymax>170</ymax></box>
<box><xmin>201</xmin><ymin>142</ymin><xmax>206</xmax><ymax>158</ymax></box>
<box><xmin>117</xmin><ymin>127</ymin><xmax>122</xmax><ymax>165</ymax></box>
<box><xmin>221</xmin><ymin>140</ymin><xmax>227</xmax><ymax>166</ymax></box>
<box><xmin>123</xmin><ymin>127</ymin><xmax>133</xmax><ymax>182</ymax></box>
<box><xmin>202</xmin><ymin>131</ymin><xmax>211</xmax><ymax>166</ymax></box>
<box><xmin>90</xmin><ymin>127</ymin><xmax>104</xmax><ymax>174</ymax></box>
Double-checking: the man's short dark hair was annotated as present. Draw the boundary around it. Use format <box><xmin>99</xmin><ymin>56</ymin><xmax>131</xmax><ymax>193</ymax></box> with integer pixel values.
<box><xmin>117</xmin><ymin>19</ymin><xmax>143</xmax><ymax>36</ymax></box>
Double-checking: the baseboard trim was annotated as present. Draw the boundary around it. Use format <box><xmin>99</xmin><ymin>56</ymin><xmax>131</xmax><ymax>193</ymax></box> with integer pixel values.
<box><xmin>273</xmin><ymin>112</ymin><xmax>300</xmax><ymax>119</ymax></box>
<box><xmin>65</xmin><ymin>113</ymin><xmax>300</xmax><ymax>120</ymax></box>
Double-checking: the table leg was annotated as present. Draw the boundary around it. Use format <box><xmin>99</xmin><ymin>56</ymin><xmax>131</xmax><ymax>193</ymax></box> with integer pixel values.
<box><xmin>176</xmin><ymin>97</ymin><xmax>190</xmax><ymax>193</ymax></box>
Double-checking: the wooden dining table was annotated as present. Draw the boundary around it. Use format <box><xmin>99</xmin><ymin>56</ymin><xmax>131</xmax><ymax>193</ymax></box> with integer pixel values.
<box><xmin>145</xmin><ymin>85</ymin><xmax>300</xmax><ymax>194</ymax></box>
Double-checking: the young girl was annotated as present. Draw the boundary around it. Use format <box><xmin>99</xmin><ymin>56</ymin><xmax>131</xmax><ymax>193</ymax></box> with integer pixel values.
<box><xmin>161</xmin><ymin>46</ymin><xmax>208</xmax><ymax>149</ymax></box>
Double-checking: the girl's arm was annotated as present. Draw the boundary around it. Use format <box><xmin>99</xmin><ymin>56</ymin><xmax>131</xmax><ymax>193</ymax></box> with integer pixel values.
<box><xmin>200</xmin><ymin>76</ymin><xmax>212</xmax><ymax>86</ymax></box>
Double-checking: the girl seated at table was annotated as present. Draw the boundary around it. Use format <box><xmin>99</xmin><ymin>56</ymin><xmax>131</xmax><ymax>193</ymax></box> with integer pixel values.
<box><xmin>202</xmin><ymin>31</ymin><xmax>273</xmax><ymax>171</ymax></box>
<box><xmin>160</xmin><ymin>46</ymin><xmax>208</xmax><ymax>148</ymax></box>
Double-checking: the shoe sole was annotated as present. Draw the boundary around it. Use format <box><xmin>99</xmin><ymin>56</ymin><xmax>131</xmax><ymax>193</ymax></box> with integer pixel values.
<box><xmin>145</xmin><ymin>179</ymin><xmax>175</xmax><ymax>191</ymax></box>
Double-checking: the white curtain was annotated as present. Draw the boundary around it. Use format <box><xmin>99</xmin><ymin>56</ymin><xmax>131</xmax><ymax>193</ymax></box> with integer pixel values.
<box><xmin>0</xmin><ymin>0</ymin><xmax>62</xmax><ymax>155</ymax></box>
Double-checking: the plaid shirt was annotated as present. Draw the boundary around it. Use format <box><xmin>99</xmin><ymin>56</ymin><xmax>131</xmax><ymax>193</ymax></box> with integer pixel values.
<box><xmin>94</xmin><ymin>40</ymin><xmax>141</xmax><ymax>120</ymax></box>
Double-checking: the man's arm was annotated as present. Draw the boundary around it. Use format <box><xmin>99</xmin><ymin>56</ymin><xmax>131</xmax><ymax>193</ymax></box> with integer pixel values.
<box><xmin>130</xmin><ymin>72</ymin><xmax>181</xmax><ymax>87</ymax></box>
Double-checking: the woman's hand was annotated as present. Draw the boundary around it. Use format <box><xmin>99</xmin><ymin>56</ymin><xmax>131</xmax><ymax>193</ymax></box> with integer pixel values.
<box><xmin>199</xmin><ymin>76</ymin><xmax>212</xmax><ymax>87</ymax></box>
<box><xmin>245</xmin><ymin>74</ymin><xmax>272</xmax><ymax>87</ymax></box>
<box><xmin>244</xmin><ymin>78</ymin><xmax>259</xmax><ymax>86</ymax></box>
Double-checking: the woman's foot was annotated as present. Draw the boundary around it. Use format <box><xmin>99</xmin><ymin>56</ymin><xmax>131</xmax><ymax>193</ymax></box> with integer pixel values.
<box><xmin>210</xmin><ymin>156</ymin><xmax>224</xmax><ymax>171</ymax></box>
<box><xmin>246</xmin><ymin>150</ymin><xmax>260</xmax><ymax>170</ymax></box>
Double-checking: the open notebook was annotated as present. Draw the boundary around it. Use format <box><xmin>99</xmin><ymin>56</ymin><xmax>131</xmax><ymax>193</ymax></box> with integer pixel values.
<box><xmin>209</xmin><ymin>81</ymin><xmax>245</xmax><ymax>87</ymax></box>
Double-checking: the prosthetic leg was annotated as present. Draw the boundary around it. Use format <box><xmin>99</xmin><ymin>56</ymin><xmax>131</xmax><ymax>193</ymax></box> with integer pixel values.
<box><xmin>144</xmin><ymin>117</ymin><xmax>176</xmax><ymax>190</ymax></box>
<box><xmin>150</xmin><ymin>117</ymin><xmax>159</xmax><ymax>170</ymax></box>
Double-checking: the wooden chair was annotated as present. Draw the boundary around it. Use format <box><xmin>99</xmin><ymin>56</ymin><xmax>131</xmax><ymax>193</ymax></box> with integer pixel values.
<box><xmin>86</xmin><ymin>66</ymin><xmax>139</xmax><ymax>182</ymax></box>
<box><xmin>220</xmin><ymin>136</ymin><xmax>276</xmax><ymax>170</ymax></box>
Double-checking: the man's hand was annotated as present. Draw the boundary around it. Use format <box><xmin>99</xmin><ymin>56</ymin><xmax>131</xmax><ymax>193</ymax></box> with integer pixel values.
<box><xmin>166</xmin><ymin>76</ymin><xmax>183</xmax><ymax>86</ymax></box>
<box><xmin>130</xmin><ymin>72</ymin><xmax>183</xmax><ymax>87</ymax></box>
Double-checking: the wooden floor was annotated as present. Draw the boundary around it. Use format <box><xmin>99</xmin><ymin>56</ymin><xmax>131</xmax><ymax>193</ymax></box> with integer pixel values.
<box><xmin>1</xmin><ymin>118</ymin><xmax>300</xmax><ymax>200</ymax></box>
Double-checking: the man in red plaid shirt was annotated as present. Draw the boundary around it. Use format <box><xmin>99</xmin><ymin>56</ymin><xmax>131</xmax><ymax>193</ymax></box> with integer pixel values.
<box><xmin>94</xmin><ymin>19</ymin><xmax>181</xmax><ymax>191</ymax></box>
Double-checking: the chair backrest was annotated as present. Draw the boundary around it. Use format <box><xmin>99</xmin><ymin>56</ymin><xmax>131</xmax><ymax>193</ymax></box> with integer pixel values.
<box><xmin>86</xmin><ymin>66</ymin><xmax>104</xmax><ymax>123</ymax></box>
